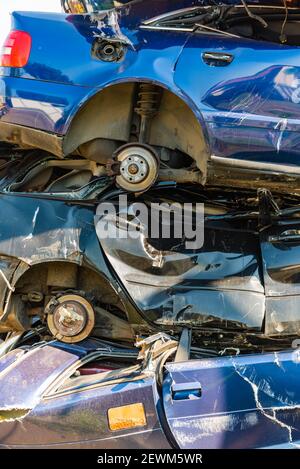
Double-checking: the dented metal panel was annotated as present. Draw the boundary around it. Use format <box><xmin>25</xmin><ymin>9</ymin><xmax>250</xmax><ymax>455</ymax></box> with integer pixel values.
<box><xmin>99</xmin><ymin>201</ymin><xmax>266</xmax><ymax>331</ymax></box>
<box><xmin>0</xmin><ymin>193</ymin><xmax>121</xmax><ymax>334</ymax></box>
<box><xmin>0</xmin><ymin>338</ymin><xmax>171</xmax><ymax>449</ymax></box>
<box><xmin>0</xmin><ymin>344</ymin><xmax>79</xmax><ymax>412</ymax></box>
<box><xmin>163</xmin><ymin>350</ymin><xmax>300</xmax><ymax>449</ymax></box>
<box><xmin>261</xmin><ymin>223</ymin><xmax>300</xmax><ymax>335</ymax></box>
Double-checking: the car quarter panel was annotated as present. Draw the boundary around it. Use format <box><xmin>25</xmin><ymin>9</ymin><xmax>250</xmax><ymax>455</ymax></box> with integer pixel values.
<box><xmin>23</xmin><ymin>378</ymin><xmax>170</xmax><ymax>449</ymax></box>
<box><xmin>0</xmin><ymin>194</ymin><xmax>118</xmax><ymax>331</ymax></box>
<box><xmin>0</xmin><ymin>11</ymin><xmax>190</xmax><ymax>138</ymax></box>
<box><xmin>0</xmin><ymin>76</ymin><xmax>89</xmax><ymax>135</ymax></box>
<box><xmin>0</xmin><ymin>346</ymin><xmax>171</xmax><ymax>448</ymax></box>
<box><xmin>0</xmin><ymin>344</ymin><xmax>80</xmax><ymax>410</ymax></box>
<box><xmin>0</xmin><ymin>195</ymin><xmax>97</xmax><ymax>265</ymax></box>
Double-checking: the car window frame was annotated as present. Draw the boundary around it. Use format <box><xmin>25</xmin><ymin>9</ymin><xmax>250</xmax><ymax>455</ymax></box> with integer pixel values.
<box><xmin>140</xmin><ymin>3</ymin><xmax>300</xmax><ymax>41</ymax></box>
<box><xmin>43</xmin><ymin>349</ymin><xmax>140</xmax><ymax>399</ymax></box>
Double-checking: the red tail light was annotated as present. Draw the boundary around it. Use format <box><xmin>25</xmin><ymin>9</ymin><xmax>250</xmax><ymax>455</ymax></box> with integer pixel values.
<box><xmin>0</xmin><ymin>31</ymin><xmax>32</xmax><ymax>68</ymax></box>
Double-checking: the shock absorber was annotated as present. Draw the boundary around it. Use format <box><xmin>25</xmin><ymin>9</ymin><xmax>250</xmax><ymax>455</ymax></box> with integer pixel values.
<box><xmin>135</xmin><ymin>84</ymin><xmax>162</xmax><ymax>143</ymax></box>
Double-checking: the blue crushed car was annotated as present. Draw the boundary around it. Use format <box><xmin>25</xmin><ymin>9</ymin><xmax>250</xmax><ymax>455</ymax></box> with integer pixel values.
<box><xmin>1</xmin><ymin>1</ymin><xmax>300</xmax><ymax>450</ymax></box>
<box><xmin>1</xmin><ymin>1</ymin><xmax>300</xmax><ymax>193</ymax></box>
<box><xmin>0</xmin><ymin>181</ymin><xmax>300</xmax><ymax>448</ymax></box>
<box><xmin>1</xmin><ymin>332</ymin><xmax>300</xmax><ymax>449</ymax></box>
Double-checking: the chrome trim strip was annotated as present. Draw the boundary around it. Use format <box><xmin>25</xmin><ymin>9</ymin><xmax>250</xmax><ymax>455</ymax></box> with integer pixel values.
<box><xmin>140</xmin><ymin>25</ymin><xmax>193</xmax><ymax>32</ymax></box>
<box><xmin>142</xmin><ymin>6</ymin><xmax>204</xmax><ymax>25</ymax></box>
<box><xmin>211</xmin><ymin>155</ymin><xmax>300</xmax><ymax>176</ymax></box>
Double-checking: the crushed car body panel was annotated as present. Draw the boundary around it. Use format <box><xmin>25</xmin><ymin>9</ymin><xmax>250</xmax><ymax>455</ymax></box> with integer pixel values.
<box><xmin>1</xmin><ymin>2</ymin><xmax>300</xmax><ymax>191</ymax></box>
<box><xmin>1</xmin><ymin>1</ymin><xmax>300</xmax><ymax>450</ymax></box>
<box><xmin>0</xmin><ymin>344</ymin><xmax>80</xmax><ymax>412</ymax></box>
<box><xmin>97</xmin><ymin>188</ymin><xmax>300</xmax><ymax>339</ymax></box>
<box><xmin>1</xmin><ymin>184</ymin><xmax>300</xmax><ymax>348</ymax></box>
<box><xmin>0</xmin><ymin>338</ymin><xmax>171</xmax><ymax>449</ymax></box>
<box><xmin>163</xmin><ymin>349</ymin><xmax>300</xmax><ymax>449</ymax></box>
<box><xmin>1</xmin><ymin>336</ymin><xmax>300</xmax><ymax>448</ymax></box>
<box><xmin>0</xmin><ymin>192</ymin><xmax>127</xmax><ymax>335</ymax></box>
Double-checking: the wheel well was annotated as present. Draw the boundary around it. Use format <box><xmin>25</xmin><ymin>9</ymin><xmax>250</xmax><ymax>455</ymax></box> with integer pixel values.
<box><xmin>1</xmin><ymin>261</ymin><xmax>134</xmax><ymax>342</ymax></box>
<box><xmin>63</xmin><ymin>82</ymin><xmax>208</xmax><ymax>178</ymax></box>
<box><xmin>14</xmin><ymin>261</ymin><xmax>125</xmax><ymax>314</ymax></box>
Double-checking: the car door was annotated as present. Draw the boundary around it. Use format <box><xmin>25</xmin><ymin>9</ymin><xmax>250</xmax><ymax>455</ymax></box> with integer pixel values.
<box><xmin>175</xmin><ymin>31</ymin><xmax>300</xmax><ymax>169</ymax></box>
<box><xmin>260</xmin><ymin>221</ymin><xmax>300</xmax><ymax>336</ymax></box>
<box><xmin>162</xmin><ymin>350</ymin><xmax>300</xmax><ymax>449</ymax></box>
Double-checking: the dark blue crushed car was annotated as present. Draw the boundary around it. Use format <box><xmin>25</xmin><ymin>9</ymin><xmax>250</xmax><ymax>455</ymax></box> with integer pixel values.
<box><xmin>2</xmin><ymin>0</ymin><xmax>300</xmax><ymax>449</ymax></box>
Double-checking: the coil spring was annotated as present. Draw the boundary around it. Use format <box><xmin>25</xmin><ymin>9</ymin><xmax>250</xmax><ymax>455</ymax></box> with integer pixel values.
<box><xmin>135</xmin><ymin>84</ymin><xmax>162</xmax><ymax>118</ymax></box>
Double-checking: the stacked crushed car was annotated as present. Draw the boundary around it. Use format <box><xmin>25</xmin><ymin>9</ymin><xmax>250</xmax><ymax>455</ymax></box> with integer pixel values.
<box><xmin>1</xmin><ymin>0</ymin><xmax>300</xmax><ymax>448</ymax></box>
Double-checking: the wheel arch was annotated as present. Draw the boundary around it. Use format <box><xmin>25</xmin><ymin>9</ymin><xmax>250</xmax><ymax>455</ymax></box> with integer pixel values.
<box><xmin>13</xmin><ymin>259</ymin><xmax>126</xmax><ymax>313</ymax></box>
<box><xmin>62</xmin><ymin>78</ymin><xmax>210</xmax><ymax>176</ymax></box>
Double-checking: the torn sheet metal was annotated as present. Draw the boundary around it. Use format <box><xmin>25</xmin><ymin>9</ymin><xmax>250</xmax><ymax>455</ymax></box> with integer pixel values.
<box><xmin>97</xmin><ymin>187</ymin><xmax>300</xmax><ymax>342</ymax></box>
<box><xmin>90</xmin><ymin>9</ymin><xmax>134</xmax><ymax>46</ymax></box>
<box><xmin>0</xmin><ymin>194</ymin><xmax>96</xmax><ymax>265</ymax></box>
<box><xmin>68</xmin><ymin>9</ymin><xmax>134</xmax><ymax>46</ymax></box>
<box><xmin>98</xmin><ymin>198</ymin><xmax>266</xmax><ymax>332</ymax></box>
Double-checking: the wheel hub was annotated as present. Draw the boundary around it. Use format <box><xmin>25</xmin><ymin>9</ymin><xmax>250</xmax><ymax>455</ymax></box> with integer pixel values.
<box><xmin>113</xmin><ymin>144</ymin><xmax>159</xmax><ymax>193</ymax></box>
<box><xmin>120</xmin><ymin>154</ymin><xmax>149</xmax><ymax>184</ymax></box>
<box><xmin>52</xmin><ymin>301</ymin><xmax>87</xmax><ymax>337</ymax></box>
<box><xmin>47</xmin><ymin>295</ymin><xmax>95</xmax><ymax>343</ymax></box>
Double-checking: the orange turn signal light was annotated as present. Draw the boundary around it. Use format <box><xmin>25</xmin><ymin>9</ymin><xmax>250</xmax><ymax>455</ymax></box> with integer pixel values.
<box><xmin>108</xmin><ymin>403</ymin><xmax>147</xmax><ymax>431</ymax></box>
